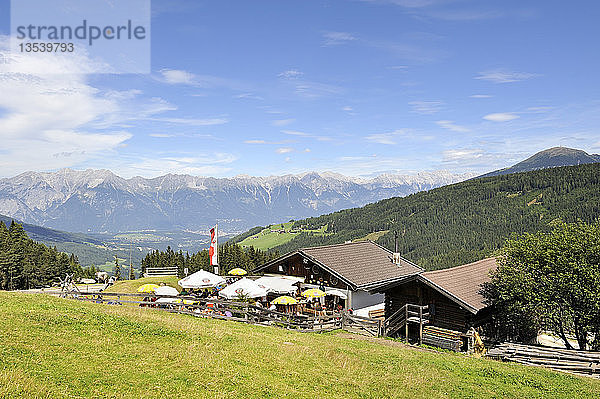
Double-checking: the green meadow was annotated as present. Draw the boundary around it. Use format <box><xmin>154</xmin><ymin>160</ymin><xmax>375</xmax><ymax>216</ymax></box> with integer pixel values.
<box><xmin>238</xmin><ymin>222</ymin><xmax>329</xmax><ymax>251</ymax></box>
<box><xmin>1</xmin><ymin>292</ymin><xmax>598</xmax><ymax>398</ymax></box>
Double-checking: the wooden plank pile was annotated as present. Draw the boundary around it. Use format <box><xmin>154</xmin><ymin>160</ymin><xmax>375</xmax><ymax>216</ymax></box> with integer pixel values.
<box><xmin>487</xmin><ymin>342</ymin><xmax>600</xmax><ymax>379</ymax></box>
<box><xmin>368</xmin><ymin>308</ymin><xmax>385</xmax><ymax>320</ymax></box>
<box><xmin>422</xmin><ymin>326</ymin><xmax>462</xmax><ymax>351</ymax></box>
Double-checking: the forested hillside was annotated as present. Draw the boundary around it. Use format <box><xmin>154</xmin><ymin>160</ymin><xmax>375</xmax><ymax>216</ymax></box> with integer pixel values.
<box><xmin>0</xmin><ymin>221</ymin><xmax>84</xmax><ymax>290</ymax></box>
<box><xmin>267</xmin><ymin>163</ymin><xmax>600</xmax><ymax>270</ymax></box>
<box><xmin>141</xmin><ymin>243</ymin><xmax>280</xmax><ymax>277</ymax></box>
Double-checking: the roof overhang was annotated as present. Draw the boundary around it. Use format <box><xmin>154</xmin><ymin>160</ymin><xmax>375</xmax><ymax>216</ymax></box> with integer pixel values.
<box><xmin>371</xmin><ymin>273</ymin><xmax>480</xmax><ymax>315</ymax></box>
<box><xmin>252</xmin><ymin>250</ymin><xmax>359</xmax><ymax>290</ymax></box>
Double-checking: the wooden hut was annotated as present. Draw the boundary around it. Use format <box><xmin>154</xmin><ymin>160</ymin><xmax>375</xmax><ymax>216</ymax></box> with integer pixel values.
<box><xmin>374</xmin><ymin>258</ymin><xmax>497</xmax><ymax>333</ymax></box>
<box><xmin>252</xmin><ymin>241</ymin><xmax>422</xmax><ymax>310</ymax></box>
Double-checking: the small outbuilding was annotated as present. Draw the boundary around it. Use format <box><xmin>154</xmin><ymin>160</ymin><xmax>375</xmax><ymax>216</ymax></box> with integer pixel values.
<box><xmin>374</xmin><ymin>257</ymin><xmax>497</xmax><ymax>333</ymax></box>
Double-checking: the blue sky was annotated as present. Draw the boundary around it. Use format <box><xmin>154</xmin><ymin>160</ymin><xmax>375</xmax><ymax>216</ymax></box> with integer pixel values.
<box><xmin>1</xmin><ymin>0</ymin><xmax>599</xmax><ymax>178</ymax></box>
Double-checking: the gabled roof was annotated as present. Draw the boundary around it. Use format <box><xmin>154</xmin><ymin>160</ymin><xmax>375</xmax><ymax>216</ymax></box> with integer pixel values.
<box><xmin>372</xmin><ymin>257</ymin><xmax>497</xmax><ymax>314</ymax></box>
<box><xmin>252</xmin><ymin>241</ymin><xmax>422</xmax><ymax>290</ymax></box>
<box><xmin>421</xmin><ymin>257</ymin><xmax>497</xmax><ymax>313</ymax></box>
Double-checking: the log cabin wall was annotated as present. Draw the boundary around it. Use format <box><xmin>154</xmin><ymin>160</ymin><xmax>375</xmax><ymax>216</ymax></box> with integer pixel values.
<box><xmin>384</xmin><ymin>280</ymin><xmax>473</xmax><ymax>332</ymax></box>
<box><xmin>261</xmin><ymin>254</ymin><xmax>349</xmax><ymax>290</ymax></box>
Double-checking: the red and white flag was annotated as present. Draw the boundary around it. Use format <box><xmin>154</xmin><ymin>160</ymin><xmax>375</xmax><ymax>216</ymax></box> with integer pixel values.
<box><xmin>209</xmin><ymin>225</ymin><xmax>218</xmax><ymax>267</ymax></box>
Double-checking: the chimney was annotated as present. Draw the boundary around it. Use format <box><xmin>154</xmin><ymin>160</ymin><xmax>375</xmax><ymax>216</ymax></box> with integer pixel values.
<box><xmin>393</xmin><ymin>252</ymin><xmax>402</xmax><ymax>265</ymax></box>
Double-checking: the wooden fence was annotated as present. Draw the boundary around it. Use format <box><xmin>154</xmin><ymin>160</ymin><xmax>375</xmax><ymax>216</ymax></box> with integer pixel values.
<box><xmin>342</xmin><ymin>313</ymin><xmax>383</xmax><ymax>337</ymax></box>
<box><xmin>487</xmin><ymin>342</ymin><xmax>600</xmax><ymax>379</ymax></box>
<box><xmin>67</xmin><ymin>291</ymin><xmax>379</xmax><ymax>333</ymax></box>
<box><xmin>144</xmin><ymin>267</ymin><xmax>179</xmax><ymax>277</ymax></box>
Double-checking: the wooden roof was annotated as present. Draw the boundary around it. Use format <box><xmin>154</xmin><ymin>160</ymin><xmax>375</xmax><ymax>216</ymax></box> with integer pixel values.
<box><xmin>252</xmin><ymin>241</ymin><xmax>422</xmax><ymax>290</ymax></box>
<box><xmin>421</xmin><ymin>257</ymin><xmax>498</xmax><ymax>313</ymax></box>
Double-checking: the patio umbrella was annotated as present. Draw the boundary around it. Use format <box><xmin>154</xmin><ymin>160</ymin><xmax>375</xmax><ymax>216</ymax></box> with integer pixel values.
<box><xmin>154</xmin><ymin>286</ymin><xmax>179</xmax><ymax>296</ymax></box>
<box><xmin>325</xmin><ymin>289</ymin><xmax>348</xmax><ymax>300</ymax></box>
<box><xmin>178</xmin><ymin>269</ymin><xmax>225</xmax><ymax>289</ymax></box>
<box><xmin>272</xmin><ymin>295</ymin><xmax>298</xmax><ymax>305</ymax></box>
<box><xmin>302</xmin><ymin>288</ymin><xmax>326</xmax><ymax>298</ymax></box>
<box><xmin>137</xmin><ymin>283</ymin><xmax>159</xmax><ymax>293</ymax></box>
<box><xmin>219</xmin><ymin>278</ymin><xmax>268</xmax><ymax>299</ymax></box>
<box><xmin>228</xmin><ymin>268</ymin><xmax>247</xmax><ymax>276</ymax></box>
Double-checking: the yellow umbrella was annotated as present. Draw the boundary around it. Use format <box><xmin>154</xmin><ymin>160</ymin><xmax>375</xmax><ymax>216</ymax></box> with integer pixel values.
<box><xmin>228</xmin><ymin>268</ymin><xmax>247</xmax><ymax>276</ymax></box>
<box><xmin>172</xmin><ymin>299</ymin><xmax>195</xmax><ymax>305</ymax></box>
<box><xmin>302</xmin><ymin>288</ymin><xmax>326</xmax><ymax>298</ymax></box>
<box><xmin>137</xmin><ymin>283</ymin><xmax>159</xmax><ymax>293</ymax></box>
<box><xmin>272</xmin><ymin>295</ymin><xmax>298</xmax><ymax>305</ymax></box>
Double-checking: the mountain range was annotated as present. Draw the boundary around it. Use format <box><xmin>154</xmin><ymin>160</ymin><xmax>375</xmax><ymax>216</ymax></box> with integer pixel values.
<box><xmin>479</xmin><ymin>147</ymin><xmax>600</xmax><ymax>178</ymax></box>
<box><xmin>266</xmin><ymin>162</ymin><xmax>600</xmax><ymax>270</ymax></box>
<box><xmin>0</xmin><ymin>169</ymin><xmax>474</xmax><ymax>233</ymax></box>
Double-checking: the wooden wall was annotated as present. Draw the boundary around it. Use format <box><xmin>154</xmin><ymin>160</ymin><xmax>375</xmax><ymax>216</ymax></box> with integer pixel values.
<box><xmin>261</xmin><ymin>254</ymin><xmax>349</xmax><ymax>290</ymax></box>
<box><xmin>384</xmin><ymin>279</ymin><xmax>473</xmax><ymax>332</ymax></box>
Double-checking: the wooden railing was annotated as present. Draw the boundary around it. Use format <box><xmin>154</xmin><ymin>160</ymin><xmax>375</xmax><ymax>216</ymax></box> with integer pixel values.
<box><xmin>383</xmin><ymin>304</ymin><xmax>429</xmax><ymax>342</ymax></box>
<box><xmin>65</xmin><ymin>290</ymin><xmax>395</xmax><ymax>337</ymax></box>
<box><xmin>68</xmin><ymin>291</ymin><xmax>343</xmax><ymax>332</ymax></box>
<box><xmin>144</xmin><ymin>267</ymin><xmax>179</xmax><ymax>277</ymax></box>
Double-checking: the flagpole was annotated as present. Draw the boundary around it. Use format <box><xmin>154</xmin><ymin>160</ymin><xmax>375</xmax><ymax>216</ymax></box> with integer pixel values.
<box><xmin>215</xmin><ymin>223</ymin><xmax>219</xmax><ymax>275</ymax></box>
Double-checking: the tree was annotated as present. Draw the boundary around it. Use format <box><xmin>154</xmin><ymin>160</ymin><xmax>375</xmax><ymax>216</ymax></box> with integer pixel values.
<box><xmin>483</xmin><ymin>221</ymin><xmax>600</xmax><ymax>350</ymax></box>
<box><xmin>113</xmin><ymin>255</ymin><xmax>122</xmax><ymax>280</ymax></box>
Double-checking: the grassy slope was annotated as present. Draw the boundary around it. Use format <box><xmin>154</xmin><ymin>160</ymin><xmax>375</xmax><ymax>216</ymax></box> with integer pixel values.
<box><xmin>238</xmin><ymin>222</ymin><xmax>329</xmax><ymax>251</ymax></box>
<box><xmin>1</xmin><ymin>293</ymin><xmax>598</xmax><ymax>399</ymax></box>
<box><xmin>105</xmin><ymin>276</ymin><xmax>181</xmax><ymax>294</ymax></box>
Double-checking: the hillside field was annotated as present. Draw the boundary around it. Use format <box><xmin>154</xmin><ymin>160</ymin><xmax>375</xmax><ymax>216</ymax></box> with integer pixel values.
<box><xmin>1</xmin><ymin>292</ymin><xmax>598</xmax><ymax>398</ymax></box>
<box><xmin>237</xmin><ymin>222</ymin><xmax>328</xmax><ymax>251</ymax></box>
<box><xmin>104</xmin><ymin>276</ymin><xmax>181</xmax><ymax>294</ymax></box>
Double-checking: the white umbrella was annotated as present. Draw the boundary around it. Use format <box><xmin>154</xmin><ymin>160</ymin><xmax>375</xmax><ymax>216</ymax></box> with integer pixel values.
<box><xmin>219</xmin><ymin>278</ymin><xmax>268</xmax><ymax>299</ymax></box>
<box><xmin>156</xmin><ymin>297</ymin><xmax>179</xmax><ymax>304</ymax></box>
<box><xmin>254</xmin><ymin>276</ymin><xmax>298</xmax><ymax>295</ymax></box>
<box><xmin>325</xmin><ymin>289</ymin><xmax>348</xmax><ymax>300</ymax></box>
<box><xmin>154</xmin><ymin>286</ymin><xmax>179</xmax><ymax>296</ymax></box>
<box><xmin>178</xmin><ymin>270</ymin><xmax>225</xmax><ymax>289</ymax></box>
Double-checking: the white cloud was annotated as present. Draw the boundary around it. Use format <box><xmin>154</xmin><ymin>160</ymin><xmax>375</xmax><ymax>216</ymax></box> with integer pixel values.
<box><xmin>282</xmin><ymin>130</ymin><xmax>310</xmax><ymax>137</ymax></box>
<box><xmin>161</xmin><ymin>69</ymin><xmax>195</xmax><ymax>85</ymax></box>
<box><xmin>278</xmin><ymin>69</ymin><xmax>304</xmax><ymax>79</ymax></box>
<box><xmin>365</xmin><ymin>129</ymin><xmax>409</xmax><ymax>145</ymax></box>
<box><xmin>281</xmin><ymin>129</ymin><xmax>333</xmax><ymax>142</ymax></box>
<box><xmin>146</xmin><ymin>117</ymin><xmax>228</xmax><ymax>126</ymax></box>
<box><xmin>159</xmin><ymin>68</ymin><xmax>245</xmax><ymax>90</ymax></box>
<box><xmin>322</xmin><ymin>31</ymin><xmax>357</xmax><ymax>46</ymax></box>
<box><xmin>342</xmin><ymin>106</ymin><xmax>354</xmax><ymax>112</ymax></box>
<box><xmin>271</xmin><ymin>118</ymin><xmax>295</xmax><ymax>127</ymax></box>
<box><xmin>0</xmin><ymin>37</ymin><xmax>147</xmax><ymax>176</ymax></box>
<box><xmin>475</xmin><ymin>69</ymin><xmax>538</xmax><ymax>83</ymax></box>
<box><xmin>443</xmin><ymin>148</ymin><xmax>484</xmax><ymax>161</ymax></box>
<box><xmin>436</xmin><ymin>120</ymin><xmax>470</xmax><ymax>133</ymax></box>
<box><xmin>150</xmin><ymin>133</ymin><xmax>176</xmax><ymax>138</ymax></box>
<box><xmin>276</xmin><ymin>147</ymin><xmax>294</xmax><ymax>154</ymax></box>
<box><xmin>483</xmin><ymin>113</ymin><xmax>520</xmax><ymax>122</ymax></box>
<box><xmin>470</xmin><ymin>94</ymin><xmax>492</xmax><ymax>98</ymax></box>
<box><xmin>118</xmin><ymin>154</ymin><xmax>236</xmax><ymax>178</ymax></box>
<box><xmin>409</xmin><ymin>100</ymin><xmax>444</xmax><ymax>114</ymax></box>
<box><xmin>294</xmin><ymin>81</ymin><xmax>342</xmax><ymax>98</ymax></box>
<box><xmin>234</xmin><ymin>92</ymin><xmax>263</xmax><ymax>100</ymax></box>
